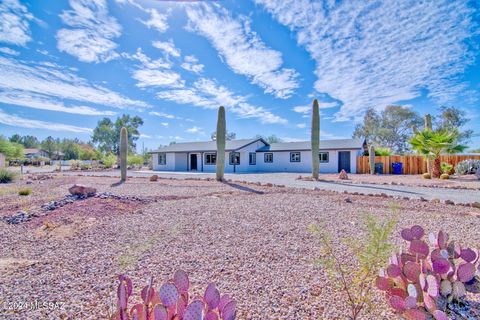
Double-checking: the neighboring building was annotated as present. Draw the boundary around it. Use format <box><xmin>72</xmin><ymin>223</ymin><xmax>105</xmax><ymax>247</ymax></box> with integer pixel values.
<box><xmin>23</xmin><ymin>148</ymin><xmax>50</xmax><ymax>159</ymax></box>
<box><xmin>150</xmin><ymin>138</ymin><xmax>366</xmax><ymax>173</ymax></box>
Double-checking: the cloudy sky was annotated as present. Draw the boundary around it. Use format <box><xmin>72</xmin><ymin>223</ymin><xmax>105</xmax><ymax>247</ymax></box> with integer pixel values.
<box><xmin>0</xmin><ymin>0</ymin><xmax>479</xmax><ymax>150</ymax></box>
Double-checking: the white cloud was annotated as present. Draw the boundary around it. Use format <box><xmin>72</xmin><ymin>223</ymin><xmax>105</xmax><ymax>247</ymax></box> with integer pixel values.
<box><xmin>256</xmin><ymin>0</ymin><xmax>479</xmax><ymax>119</ymax></box>
<box><xmin>133</xmin><ymin>68</ymin><xmax>184</xmax><ymax>88</ymax></box>
<box><xmin>0</xmin><ymin>47</ymin><xmax>19</xmax><ymax>55</ymax></box>
<box><xmin>186</xmin><ymin>3</ymin><xmax>299</xmax><ymax>99</ymax></box>
<box><xmin>186</xmin><ymin>126</ymin><xmax>204</xmax><ymax>134</ymax></box>
<box><xmin>141</xmin><ymin>8</ymin><xmax>169</xmax><ymax>33</ymax></box>
<box><xmin>0</xmin><ymin>56</ymin><xmax>149</xmax><ymax>111</ymax></box>
<box><xmin>181</xmin><ymin>55</ymin><xmax>204</xmax><ymax>74</ymax></box>
<box><xmin>149</xmin><ymin>111</ymin><xmax>176</xmax><ymax>119</ymax></box>
<box><xmin>0</xmin><ymin>109</ymin><xmax>92</xmax><ymax>133</ymax></box>
<box><xmin>292</xmin><ymin>101</ymin><xmax>338</xmax><ymax>114</ymax></box>
<box><xmin>296</xmin><ymin>123</ymin><xmax>306</xmax><ymax>129</ymax></box>
<box><xmin>0</xmin><ymin>0</ymin><xmax>33</xmax><ymax>46</ymax></box>
<box><xmin>140</xmin><ymin>133</ymin><xmax>152</xmax><ymax>138</ymax></box>
<box><xmin>152</xmin><ymin>39</ymin><xmax>180</xmax><ymax>57</ymax></box>
<box><xmin>160</xmin><ymin>122</ymin><xmax>169</xmax><ymax>127</ymax></box>
<box><xmin>0</xmin><ymin>91</ymin><xmax>116</xmax><ymax>116</ymax></box>
<box><xmin>156</xmin><ymin>78</ymin><xmax>287</xmax><ymax>125</ymax></box>
<box><xmin>57</xmin><ymin>0</ymin><xmax>121</xmax><ymax>63</ymax></box>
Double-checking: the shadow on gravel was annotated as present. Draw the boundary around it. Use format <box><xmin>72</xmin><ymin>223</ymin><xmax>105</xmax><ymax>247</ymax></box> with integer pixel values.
<box><xmin>223</xmin><ymin>181</ymin><xmax>264</xmax><ymax>195</ymax></box>
<box><xmin>111</xmin><ymin>181</ymin><xmax>124</xmax><ymax>187</ymax></box>
<box><xmin>316</xmin><ymin>180</ymin><xmax>422</xmax><ymax>195</ymax></box>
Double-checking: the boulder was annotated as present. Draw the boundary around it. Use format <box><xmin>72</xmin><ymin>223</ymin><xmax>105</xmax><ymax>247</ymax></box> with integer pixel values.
<box><xmin>149</xmin><ymin>175</ymin><xmax>159</xmax><ymax>182</ymax></box>
<box><xmin>338</xmin><ymin>169</ymin><xmax>349</xmax><ymax>180</ymax></box>
<box><xmin>68</xmin><ymin>184</ymin><xmax>97</xmax><ymax>197</ymax></box>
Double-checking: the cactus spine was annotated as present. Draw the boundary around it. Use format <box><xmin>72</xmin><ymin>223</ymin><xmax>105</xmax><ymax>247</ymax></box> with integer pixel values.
<box><xmin>369</xmin><ymin>145</ymin><xmax>375</xmax><ymax>174</ymax></box>
<box><xmin>424</xmin><ymin>114</ymin><xmax>433</xmax><ymax>175</ymax></box>
<box><xmin>216</xmin><ymin>106</ymin><xmax>226</xmax><ymax>181</ymax></box>
<box><xmin>311</xmin><ymin>99</ymin><xmax>320</xmax><ymax>180</ymax></box>
<box><xmin>120</xmin><ymin>127</ymin><xmax>128</xmax><ymax>181</ymax></box>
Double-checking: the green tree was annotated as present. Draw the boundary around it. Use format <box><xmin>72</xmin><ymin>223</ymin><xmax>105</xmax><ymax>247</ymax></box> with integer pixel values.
<box><xmin>353</xmin><ymin>106</ymin><xmax>422</xmax><ymax>154</ymax></box>
<box><xmin>0</xmin><ymin>137</ymin><xmax>24</xmax><ymax>160</ymax></box>
<box><xmin>61</xmin><ymin>140</ymin><xmax>81</xmax><ymax>160</ymax></box>
<box><xmin>92</xmin><ymin>115</ymin><xmax>143</xmax><ymax>154</ymax></box>
<box><xmin>41</xmin><ymin>136</ymin><xmax>58</xmax><ymax>158</ymax></box>
<box><xmin>434</xmin><ymin>106</ymin><xmax>473</xmax><ymax>144</ymax></box>
<box><xmin>409</xmin><ymin>129</ymin><xmax>467</xmax><ymax>178</ymax></box>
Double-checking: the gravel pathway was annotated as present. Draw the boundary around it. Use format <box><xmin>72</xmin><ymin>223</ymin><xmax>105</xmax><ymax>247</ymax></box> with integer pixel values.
<box><xmin>57</xmin><ymin>170</ymin><xmax>480</xmax><ymax>205</ymax></box>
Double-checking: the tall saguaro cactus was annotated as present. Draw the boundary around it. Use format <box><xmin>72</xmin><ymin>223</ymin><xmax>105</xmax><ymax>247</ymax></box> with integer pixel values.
<box><xmin>120</xmin><ymin>127</ymin><xmax>128</xmax><ymax>182</ymax></box>
<box><xmin>424</xmin><ymin>114</ymin><xmax>433</xmax><ymax>175</ymax></box>
<box><xmin>369</xmin><ymin>145</ymin><xmax>375</xmax><ymax>174</ymax></box>
<box><xmin>311</xmin><ymin>99</ymin><xmax>320</xmax><ymax>180</ymax></box>
<box><xmin>216</xmin><ymin>106</ymin><xmax>226</xmax><ymax>181</ymax></box>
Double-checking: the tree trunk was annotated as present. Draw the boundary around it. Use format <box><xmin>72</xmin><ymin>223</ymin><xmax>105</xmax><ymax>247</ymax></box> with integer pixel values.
<box><xmin>432</xmin><ymin>156</ymin><xmax>441</xmax><ymax>178</ymax></box>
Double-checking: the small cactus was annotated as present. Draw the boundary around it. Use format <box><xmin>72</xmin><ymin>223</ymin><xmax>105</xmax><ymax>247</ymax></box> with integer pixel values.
<box><xmin>120</xmin><ymin>127</ymin><xmax>128</xmax><ymax>182</ymax></box>
<box><xmin>377</xmin><ymin>225</ymin><xmax>480</xmax><ymax>318</ymax></box>
<box><xmin>369</xmin><ymin>145</ymin><xmax>375</xmax><ymax>174</ymax></box>
<box><xmin>311</xmin><ymin>99</ymin><xmax>320</xmax><ymax>180</ymax></box>
<box><xmin>216</xmin><ymin>106</ymin><xmax>226</xmax><ymax>181</ymax></box>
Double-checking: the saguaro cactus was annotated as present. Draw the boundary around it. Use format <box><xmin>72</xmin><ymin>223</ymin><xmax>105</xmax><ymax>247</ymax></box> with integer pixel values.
<box><xmin>369</xmin><ymin>145</ymin><xmax>375</xmax><ymax>174</ymax></box>
<box><xmin>311</xmin><ymin>99</ymin><xmax>320</xmax><ymax>180</ymax></box>
<box><xmin>120</xmin><ymin>127</ymin><xmax>128</xmax><ymax>181</ymax></box>
<box><xmin>216</xmin><ymin>106</ymin><xmax>226</xmax><ymax>181</ymax></box>
<box><xmin>424</xmin><ymin>114</ymin><xmax>433</xmax><ymax>175</ymax></box>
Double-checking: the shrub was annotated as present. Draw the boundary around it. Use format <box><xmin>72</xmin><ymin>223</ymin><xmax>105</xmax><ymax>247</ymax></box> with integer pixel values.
<box><xmin>440</xmin><ymin>162</ymin><xmax>453</xmax><ymax>175</ymax></box>
<box><xmin>80</xmin><ymin>163</ymin><xmax>92</xmax><ymax>170</ymax></box>
<box><xmin>422</xmin><ymin>173</ymin><xmax>431</xmax><ymax>179</ymax></box>
<box><xmin>70</xmin><ymin>160</ymin><xmax>82</xmax><ymax>170</ymax></box>
<box><xmin>375</xmin><ymin>147</ymin><xmax>393</xmax><ymax>156</ymax></box>
<box><xmin>455</xmin><ymin>159</ymin><xmax>480</xmax><ymax>175</ymax></box>
<box><xmin>376</xmin><ymin>225</ymin><xmax>480</xmax><ymax>319</ymax></box>
<box><xmin>0</xmin><ymin>168</ymin><xmax>16</xmax><ymax>183</ymax></box>
<box><xmin>110</xmin><ymin>271</ymin><xmax>236</xmax><ymax>320</ymax></box>
<box><xmin>309</xmin><ymin>214</ymin><xmax>396</xmax><ymax>319</ymax></box>
<box><xmin>18</xmin><ymin>188</ymin><xmax>32</xmax><ymax>196</ymax></box>
<box><xmin>127</xmin><ymin>154</ymin><xmax>144</xmax><ymax>168</ymax></box>
<box><xmin>102</xmin><ymin>153</ymin><xmax>117</xmax><ymax>169</ymax></box>
<box><xmin>440</xmin><ymin>173</ymin><xmax>449</xmax><ymax>180</ymax></box>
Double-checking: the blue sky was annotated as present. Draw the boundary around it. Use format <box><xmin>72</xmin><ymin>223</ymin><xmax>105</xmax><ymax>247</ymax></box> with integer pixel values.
<box><xmin>0</xmin><ymin>0</ymin><xmax>479</xmax><ymax>151</ymax></box>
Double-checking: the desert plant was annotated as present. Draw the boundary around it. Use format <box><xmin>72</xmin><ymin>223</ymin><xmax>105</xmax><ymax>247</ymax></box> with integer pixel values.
<box><xmin>70</xmin><ymin>160</ymin><xmax>82</xmax><ymax>170</ymax></box>
<box><xmin>216</xmin><ymin>106</ymin><xmax>226</xmax><ymax>181</ymax></box>
<box><xmin>80</xmin><ymin>163</ymin><xmax>92</xmax><ymax>170</ymax></box>
<box><xmin>0</xmin><ymin>168</ymin><xmax>16</xmax><ymax>183</ymax></box>
<box><xmin>455</xmin><ymin>159</ymin><xmax>480</xmax><ymax>175</ymax></box>
<box><xmin>376</xmin><ymin>225</ymin><xmax>480</xmax><ymax>319</ymax></box>
<box><xmin>309</xmin><ymin>213</ymin><xmax>396</xmax><ymax>319</ymax></box>
<box><xmin>127</xmin><ymin>155</ymin><xmax>144</xmax><ymax>168</ymax></box>
<box><xmin>311</xmin><ymin>99</ymin><xmax>320</xmax><ymax>180</ymax></box>
<box><xmin>375</xmin><ymin>147</ymin><xmax>392</xmax><ymax>156</ymax></box>
<box><xmin>110</xmin><ymin>271</ymin><xmax>236</xmax><ymax>320</ymax></box>
<box><xmin>18</xmin><ymin>188</ymin><xmax>31</xmax><ymax>196</ymax></box>
<box><xmin>422</xmin><ymin>173</ymin><xmax>431</xmax><ymax>179</ymax></box>
<box><xmin>120</xmin><ymin>127</ymin><xmax>128</xmax><ymax>181</ymax></box>
<box><xmin>410</xmin><ymin>129</ymin><xmax>466</xmax><ymax>178</ymax></box>
<box><xmin>369</xmin><ymin>145</ymin><xmax>375</xmax><ymax>174</ymax></box>
<box><xmin>440</xmin><ymin>173</ymin><xmax>450</xmax><ymax>180</ymax></box>
<box><xmin>441</xmin><ymin>162</ymin><xmax>453</xmax><ymax>175</ymax></box>
<box><xmin>424</xmin><ymin>114</ymin><xmax>433</xmax><ymax>176</ymax></box>
<box><xmin>103</xmin><ymin>153</ymin><xmax>117</xmax><ymax>169</ymax></box>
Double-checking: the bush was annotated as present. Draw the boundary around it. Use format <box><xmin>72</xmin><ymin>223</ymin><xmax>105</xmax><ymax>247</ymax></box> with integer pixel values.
<box><xmin>102</xmin><ymin>154</ymin><xmax>116</xmax><ymax>169</ymax></box>
<box><xmin>440</xmin><ymin>162</ymin><xmax>453</xmax><ymax>175</ymax></box>
<box><xmin>80</xmin><ymin>163</ymin><xmax>92</xmax><ymax>170</ymax></box>
<box><xmin>0</xmin><ymin>168</ymin><xmax>16</xmax><ymax>183</ymax></box>
<box><xmin>70</xmin><ymin>160</ymin><xmax>82</xmax><ymax>170</ymax></box>
<box><xmin>455</xmin><ymin>159</ymin><xmax>480</xmax><ymax>175</ymax></box>
<box><xmin>422</xmin><ymin>173</ymin><xmax>431</xmax><ymax>179</ymax></box>
<box><xmin>111</xmin><ymin>271</ymin><xmax>236</xmax><ymax>320</ymax></box>
<box><xmin>376</xmin><ymin>225</ymin><xmax>480</xmax><ymax>319</ymax></box>
<box><xmin>440</xmin><ymin>173</ymin><xmax>450</xmax><ymax>179</ymax></box>
<box><xmin>375</xmin><ymin>147</ymin><xmax>393</xmax><ymax>156</ymax></box>
<box><xmin>18</xmin><ymin>188</ymin><xmax>32</xmax><ymax>196</ymax></box>
<box><xmin>127</xmin><ymin>154</ymin><xmax>144</xmax><ymax>168</ymax></box>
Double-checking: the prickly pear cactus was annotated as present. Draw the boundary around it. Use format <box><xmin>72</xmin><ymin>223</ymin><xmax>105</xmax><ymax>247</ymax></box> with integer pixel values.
<box><xmin>120</xmin><ymin>127</ymin><xmax>128</xmax><ymax>181</ymax></box>
<box><xmin>369</xmin><ymin>145</ymin><xmax>375</xmax><ymax>174</ymax></box>
<box><xmin>216</xmin><ymin>106</ymin><xmax>226</xmax><ymax>181</ymax></box>
<box><xmin>311</xmin><ymin>99</ymin><xmax>320</xmax><ymax>180</ymax></box>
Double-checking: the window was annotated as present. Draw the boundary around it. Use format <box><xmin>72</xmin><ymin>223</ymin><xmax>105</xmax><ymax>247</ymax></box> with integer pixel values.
<box><xmin>229</xmin><ymin>152</ymin><xmax>240</xmax><ymax>165</ymax></box>
<box><xmin>290</xmin><ymin>152</ymin><xmax>301</xmax><ymax>162</ymax></box>
<box><xmin>264</xmin><ymin>153</ymin><xmax>273</xmax><ymax>163</ymax></box>
<box><xmin>205</xmin><ymin>153</ymin><xmax>216</xmax><ymax>165</ymax></box>
<box><xmin>158</xmin><ymin>153</ymin><xmax>166</xmax><ymax>165</ymax></box>
<box><xmin>319</xmin><ymin>152</ymin><xmax>329</xmax><ymax>163</ymax></box>
<box><xmin>249</xmin><ymin>152</ymin><xmax>256</xmax><ymax>165</ymax></box>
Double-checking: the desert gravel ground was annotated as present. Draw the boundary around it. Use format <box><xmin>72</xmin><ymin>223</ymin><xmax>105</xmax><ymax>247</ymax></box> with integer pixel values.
<box><xmin>1</xmin><ymin>175</ymin><xmax>480</xmax><ymax>319</ymax></box>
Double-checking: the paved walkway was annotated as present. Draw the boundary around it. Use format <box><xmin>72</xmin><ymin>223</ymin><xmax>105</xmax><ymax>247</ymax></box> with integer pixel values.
<box><xmin>53</xmin><ymin>170</ymin><xmax>480</xmax><ymax>205</ymax></box>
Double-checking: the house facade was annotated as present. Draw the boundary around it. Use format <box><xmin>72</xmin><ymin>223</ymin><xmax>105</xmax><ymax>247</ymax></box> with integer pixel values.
<box><xmin>150</xmin><ymin>138</ymin><xmax>366</xmax><ymax>173</ymax></box>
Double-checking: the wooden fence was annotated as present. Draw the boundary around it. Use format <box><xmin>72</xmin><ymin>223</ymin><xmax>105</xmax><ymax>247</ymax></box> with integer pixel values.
<box><xmin>356</xmin><ymin>155</ymin><xmax>480</xmax><ymax>174</ymax></box>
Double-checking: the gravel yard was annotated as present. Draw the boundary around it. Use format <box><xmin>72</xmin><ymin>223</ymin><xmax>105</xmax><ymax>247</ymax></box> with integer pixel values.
<box><xmin>1</xmin><ymin>175</ymin><xmax>480</xmax><ymax>319</ymax></box>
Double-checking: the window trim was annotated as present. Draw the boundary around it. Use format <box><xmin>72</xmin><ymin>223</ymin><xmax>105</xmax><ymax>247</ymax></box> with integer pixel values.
<box><xmin>204</xmin><ymin>152</ymin><xmax>217</xmax><ymax>165</ymax></box>
<box><xmin>264</xmin><ymin>153</ymin><xmax>273</xmax><ymax>163</ymax></box>
<box><xmin>290</xmin><ymin>152</ymin><xmax>301</xmax><ymax>162</ymax></box>
<box><xmin>158</xmin><ymin>153</ymin><xmax>166</xmax><ymax>165</ymax></box>
<box><xmin>249</xmin><ymin>152</ymin><xmax>256</xmax><ymax>165</ymax></box>
<box><xmin>319</xmin><ymin>152</ymin><xmax>329</xmax><ymax>163</ymax></box>
<box><xmin>229</xmin><ymin>152</ymin><xmax>240</xmax><ymax>165</ymax></box>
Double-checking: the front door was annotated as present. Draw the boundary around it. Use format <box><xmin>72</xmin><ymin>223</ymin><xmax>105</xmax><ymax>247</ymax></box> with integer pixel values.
<box><xmin>190</xmin><ymin>154</ymin><xmax>197</xmax><ymax>171</ymax></box>
<box><xmin>338</xmin><ymin>151</ymin><xmax>351</xmax><ymax>173</ymax></box>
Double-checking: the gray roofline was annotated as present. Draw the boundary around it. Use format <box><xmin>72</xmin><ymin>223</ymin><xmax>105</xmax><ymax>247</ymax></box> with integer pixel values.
<box><xmin>149</xmin><ymin>138</ymin><xmax>269</xmax><ymax>154</ymax></box>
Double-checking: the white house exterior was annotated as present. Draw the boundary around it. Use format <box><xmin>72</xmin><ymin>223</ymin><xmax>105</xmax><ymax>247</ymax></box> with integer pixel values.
<box><xmin>150</xmin><ymin>138</ymin><xmax>365</xmax><ymax>173</ymax></box>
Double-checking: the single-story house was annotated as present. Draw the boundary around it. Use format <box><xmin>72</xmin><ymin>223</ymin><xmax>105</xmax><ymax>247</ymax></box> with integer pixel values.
<box><xmin>150</xmin><ymin>138</ymin><xmax>366</xmax><ymax>173</ymax></box>
<box><xmin>23</xmin><ymin>148</ymin><xmax>50</xmax><ymax>159</ymax></box>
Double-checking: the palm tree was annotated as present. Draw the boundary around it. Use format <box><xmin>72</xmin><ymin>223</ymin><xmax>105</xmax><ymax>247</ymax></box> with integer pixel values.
<box><xmin>409</xmin><ymin>129</ymin><xmax>466</xmax><ymax>178</ymax></box>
